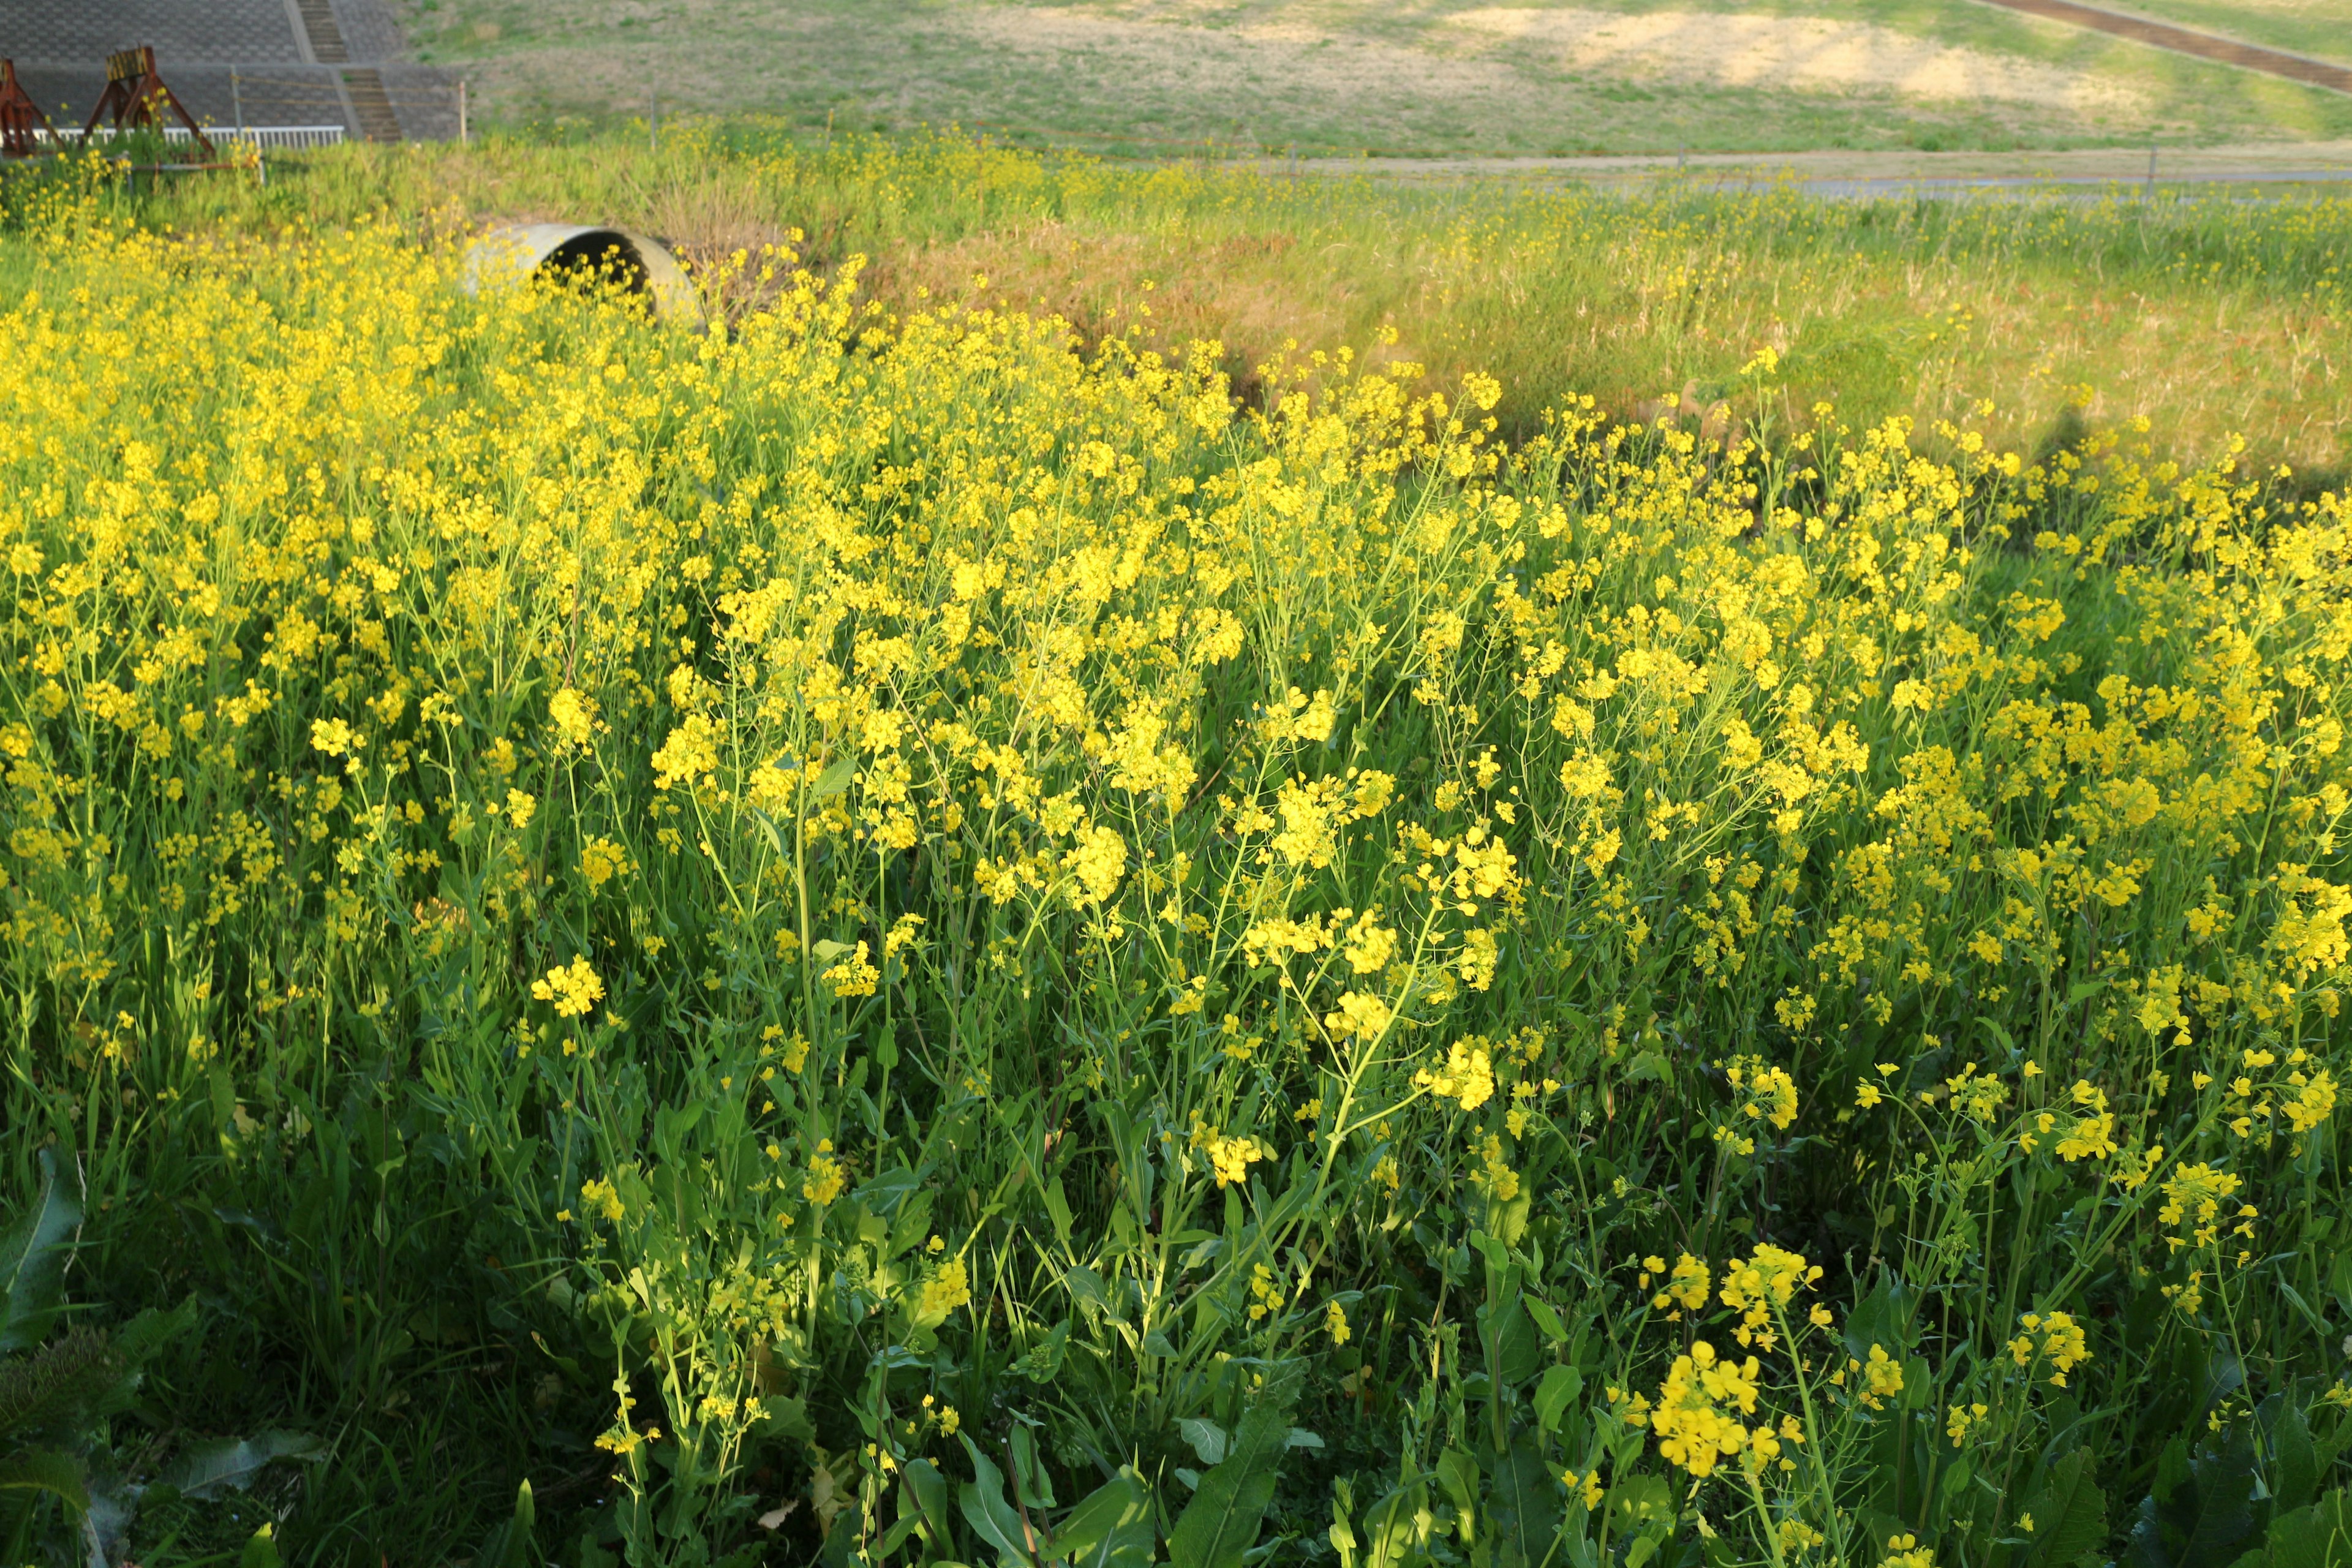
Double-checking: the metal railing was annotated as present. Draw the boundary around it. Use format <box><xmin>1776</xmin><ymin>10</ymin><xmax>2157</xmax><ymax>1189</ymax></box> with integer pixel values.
<box><xmin>22</xmin><ymin>124</ymin><xmax>348</xmax><ymax>148</ymax></box>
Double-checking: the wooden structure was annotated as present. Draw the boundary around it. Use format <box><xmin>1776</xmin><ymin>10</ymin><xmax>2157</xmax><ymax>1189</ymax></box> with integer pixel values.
<box><xmin>79</xmin><ymin>47</ymin><xmax>213</xmax><ymax>156</ymax></box>
<box><xmin>0</xmin><ymin>60</ymin><xmax>58</xmax><ymax>158</ymax></box>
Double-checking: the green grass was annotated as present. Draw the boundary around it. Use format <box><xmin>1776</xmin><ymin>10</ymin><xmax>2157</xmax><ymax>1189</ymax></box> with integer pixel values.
<box><xmin>144</xmin><ymin>126</ymin><xmax>2352</xmax><ymax>474</ymax></box>
<box><xmin>392</xmin><ymin>0</ymin><xmax>2352</xmax><ymax>154</ymax></box>
<box><xmin>2095</xmin><ymin>0</ymin><xmax>2351</xmax><ymax>67</ymax></box>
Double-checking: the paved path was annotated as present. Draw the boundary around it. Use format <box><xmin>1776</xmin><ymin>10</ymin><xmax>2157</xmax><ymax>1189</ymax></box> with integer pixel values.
<box><xmin>1973</xmin><ymin>0</ymin><xmax>2352</xmax><ymax>96</ymax></box>
<box><xmin>1266</xmin><ymin>140</ymin><xmax>2352</xmax><ymax>196</ymax></box>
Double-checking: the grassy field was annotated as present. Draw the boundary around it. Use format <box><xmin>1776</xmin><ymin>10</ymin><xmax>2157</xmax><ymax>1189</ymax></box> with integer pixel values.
<box><xmin>393</xmin><ymin>0</ymin><xmax>2352</xmax><ymax>154</ymax></box>
<box><xmin>2103</xmin><ymin>0</ymin><xmax>2351</xmax><ymax>67</ymax></box>
<box><xmin>1</xmin><ymin>132</ymin><xmax>2351</xmax><ymax>1568</ymax></box>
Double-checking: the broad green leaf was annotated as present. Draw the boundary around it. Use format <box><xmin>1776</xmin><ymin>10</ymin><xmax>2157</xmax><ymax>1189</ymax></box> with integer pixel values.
<box><xmin>1435</xmin><ymin>1449</ymin><xmax>1479</xmax><ymax>1547</ymax></box>
<box><xmin>241</xmin><ymin>1524</ymin><xmax>284</xmax><ymax>1568</ymax></box>
<box><xmin>0</xmin><ymin>1147</ymin><xmax>83</xmax><ymax>1354</ymax></box>
<box><xmin>2274</xmin><ymin>1401</ymin><xmax>2320</xmax><ymax>1515</ymax></box>
<box><xmin>1047</xmin><ymin>1470</ymin><xmax>1153</xmax><ymax>1566</ymax></box>
<box><xmin>158</xmin><ymin>1431</ymin><xmax>326</xmax><ymax>1501</ymax></box>
<box><xmin>960</xmin><ymin>1434</ymin><xmax>1037</xmax><ymax>1566</ymax></box>
<box><xmin>2021</xmin><ymin>1449</ymin><xmax>2105</xmax><ymax>1568</ymax></box>
<box><xmin>1359</xmin><ymin>1479</ymin><xmax>1427</xmax><ymax>1568</ymax></box>
<box><xmin>1011</xmin><ymin>1427</ymin><xmax>1056</xmax><ymax>1510</ymax></box>
<box><xmin>2250</xmin><ymin>1488</ymin><xmax>2352</xmax><ymax>1568</ymax></box>
<box><xmin>1167</xmin><ymin>1395</ymin><xmax>1295</xmax><ymax>1568</ymax></box>
<box><xmin>1488</xmin><ymin>1438</ymin><xmax>1564</xmax><ymax>1568</ymax></box>
<box><xmin>906</xmin><ymin>1458</ymin><xmax>957</xmax><ymax>1553</ymax></box>
<box><xmin>812</xmin><ymin>755</ymin><xmax>857</xmax><ymax>798</ymax></box>
<box><xmin>2133</xmin><ymin>1429</ymin><xmax>2256</xmax><ymax>1568</ymax></box>
<box><xmin>1535</xmin><ymin>1365</ymin><xmax>1583</xmax><ymax>1432</ymax></box>
<box><xmin>0</xmin><ymin>1447</ymin><xmax>87</xmax><ymax>1511</ymax></box>
<box><xmin>1178</xmin><ymin>1419</ymin><xmax>1227</xmax><ymax>1466</ymax></box>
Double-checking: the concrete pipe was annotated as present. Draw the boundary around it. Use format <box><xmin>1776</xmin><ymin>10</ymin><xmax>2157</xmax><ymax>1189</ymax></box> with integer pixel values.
<box><xmin>463</xmin><ymin>223</ymin><xmax>706</xmax><ymax>326</ymax></box>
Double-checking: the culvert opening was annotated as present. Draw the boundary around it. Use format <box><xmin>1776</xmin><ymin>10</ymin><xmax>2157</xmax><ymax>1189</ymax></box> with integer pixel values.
<box><xmin>538</xmin><ymin>230</ymin><xmax>650</xmax><ymax>301</ymax></box>
<box><xmin>463</xmin><ymin>224</ymin><xmax>706</xmax><ymax>326</ymax></box>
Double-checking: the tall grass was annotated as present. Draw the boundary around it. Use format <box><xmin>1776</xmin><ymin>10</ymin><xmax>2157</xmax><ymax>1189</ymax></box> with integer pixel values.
<box><xmin>120</xmin><ymin>127</ymin><xmax>2352</xmax><ymax>477</ymax></box>
<box><xmin>1</xmin><ymin>139</ymin><xmax>2350</xmax><ymax>1567</ymax></box>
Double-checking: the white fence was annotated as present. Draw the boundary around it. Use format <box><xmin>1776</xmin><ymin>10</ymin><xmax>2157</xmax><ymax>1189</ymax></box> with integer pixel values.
<box><xmin>28</xmin><ymin>125</ymin><xmax>347</xmax><ymax>149</ymax></box>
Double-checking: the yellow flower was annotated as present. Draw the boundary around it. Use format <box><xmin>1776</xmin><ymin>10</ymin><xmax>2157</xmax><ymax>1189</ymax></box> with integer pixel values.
<box><xmin>532</xmin><ymin>956</ymin><xmax>606</xmax><ymax>1018</ymax></box>
<box><xmin>1324</xmin><ymin>990</ymin><xmax>1393</xmax><ymax>1041</ymax></box>
<box><xmin>579</xmin><ymin>836</ymin><xmax>631</xmax><ymax>888</ymax></box>
<box><xmin>1326</xmin><ymin>1301</ymin><xmax>1351</xmax><ymax>1346</ymax></box>
<box><xmin>549</xmin><ymin>685</ymin><xmax>597</xmax><ymax>748</ymax></box>
<box><xmin>1653</xmin><ymin>1253</ymin><xmax>1711</xmax><ymax>1313</ymax></box>
<box><xmin>1060</xmin><ymin>821</ymin><xmax>1128</xmax><ymax>908</ymax></box>
<box><xmin>579</xmin><ymin>1177</ymin><xmax>624</xmax><ymax>1222</ymax></box>
<box><xmin>1649</xmin><ymin>1341</ymin><xmax>1765</xmax><ymax>1477</ymax></box>
<box><xmin>916</xmin><ymin>1258</ymin><xmax>971</xmax><ymax>1321</ymax></box>
<box><xmin>2010</xmin><ymin>1311</ymin><xmax>2090</xmax><ymax>1386</ymax></box>
<box><xmin>309</xmin><ymin>717</ymin><xmax>361</xmax><ymax>756</ymax></box>
<box><xmin>824</xmin><ymin>941</ymin><xmax>880</xmax><ymax>998</ymax></box>
<box><xmin>1885</xmin><ymin>1532</ymin><xmax>1936</xmax><ymax>1568</ymax></box>
<box><xmin>2285</xmin><ymin>1069</ymin><xmax>2337</xmax><ymax>1133</ymax></box>
<box><xmin>802</xmin><ymin>1140</ymin><xmax>845</xmax><ymax>1206</ymax></box>
<box><xmin>1415</xmin><ymin>1039</ymin><xmax>1495</xmax><ymax>1110</ymax></box>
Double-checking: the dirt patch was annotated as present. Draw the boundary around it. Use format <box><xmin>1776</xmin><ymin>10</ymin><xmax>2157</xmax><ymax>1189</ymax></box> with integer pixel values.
<box><xmin>952</xmin><ymin>6</ymin><xmax>1537</xmax><ymax>113</ymax></box>
<box><xmin>1442</xmin><ymin>7</ymin><xmax>2151</xmax><ymax>112</ymax></box>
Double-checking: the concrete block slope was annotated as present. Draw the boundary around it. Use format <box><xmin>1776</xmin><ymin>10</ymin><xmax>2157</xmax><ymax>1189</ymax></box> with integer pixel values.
<box><xmin>0</xmin><ymin>0</ymin><xmax>456</xmax><ymax>139</ymax></box>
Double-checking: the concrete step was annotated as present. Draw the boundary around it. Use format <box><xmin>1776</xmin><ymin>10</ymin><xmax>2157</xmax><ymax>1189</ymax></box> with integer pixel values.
<box><xmin>295</xmin><ymin>0</ymin><xmax>350</xmax><ymax>63</ymax></box>
<box><xmin>344</xmin><ymin>67</ymin><xmax>401</xmax><ymax>141</ymax></box>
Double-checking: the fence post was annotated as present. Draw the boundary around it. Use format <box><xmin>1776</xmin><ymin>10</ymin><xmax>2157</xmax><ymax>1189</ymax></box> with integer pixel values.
<box><xmin>232</xmin><ymin>67</ymin><xmax>243</xmax><ymax>142</ymax></box>
<box><xmin>459</xmin><ymin>79</ymin><xmax>467</xmax><ymax>145</ymax></box>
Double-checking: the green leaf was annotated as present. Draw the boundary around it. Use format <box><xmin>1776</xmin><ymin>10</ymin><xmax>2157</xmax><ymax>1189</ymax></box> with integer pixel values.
<box><xmin>2021</xmin><ymin>1449</ymin><xmax>2105</xmax><ymax>1568</ymax></box>
<box><xmin>1487</xmin><ymin>1438</ymin><xmax>1564</xmax><ymax>1568</ymax></box>
<box><xmin>1480</xmin><ymin>1295</ymin><xmax>1539</xmax><ymax>1388</ymax></box>
<box><xmin>1435</xmin><ymin>1449</ymin><xmax>1479</xmax><ymax>1547</ymax></box>
<box><xmin>0</xmin><ymin>1447</ymin><xmax>88</xmax><ymax>1512</ymax></box>
<box><xmin>905</xmin><ymin>1458</ymin><xmax>957</xmax><ymax>1553</ymax></box>
<box><xmin>2272</xmin><ymin>1402</ymin><xmax>2320</xmax><ymax>1514</ymax></box>
<box><xmin>1535</xmin><ymin>1365</ymin><xmax>1583</xmax><ymax>1432</ymax></box>
<box><xmin>812</xmin><ymin>755</ymin><xmax>857</xmax><ymax>798</ymax></box>
<box><xmin>1167</xmin><ymin>1393</ymin><xmax>1296</xmax><ymax>1568</ymax></box>
<box><xmin>959</xmin><ymin>1434</ymin><xmax>1037</xmax><ymax>1566</ymax></box>
<box><xmin>1047</xmin><ymin>1470</ymin><xmax>1153</xmax><ymax>1566</ymax></box>
<box><xmin>473</xmin><ymin>1479</ymin><xmax>537</xmax><ymax>1568</ymax></box>
<box><xmin>108</xmin><ymin>1295</ymin><xmax>198</xmax><ymax>1373</ymax></box>
<box><xmin>1359</xmin><ymin>1479</ymin><xmax>1427</xmax><ymax>1568</ymax></box>
<box><xmin>2248</xmin><ymin>1488</ymin><xmax>2352</xmax><ymax>1568</ymax></box>
<box><xmin>1012</xmin><ymin>1427</ymin><xmax>1056</xmax><ymax>1510</ymax></box>
<box><xmin>240</xmin><ymin>1523</ymin><xmax>284</xmax><ymax>1568</ymax></box>
<box><xmin>0</xmin><ymin>1147</ymin><xmax>83</xmax><ymax>1354</ymax></box>
<box><xmin>758</xmin><ymin>1394</ymin><xmax>816</xmax><ymax>1444</ymax></box>
<box><xmin>2135</xmin><ymin>1428</ymin><xmax>2257</xmax><ymax>1568</ymax></box>
<box><xmin>1178</xmin><ymin>1419</ymin><xmax>1227</xmax><ymax>1466</ymax></box>
<box><xmin>157</xmin><ymin>1431</ymin><xmax>326</xmax><ymax>1501</ymax></box>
